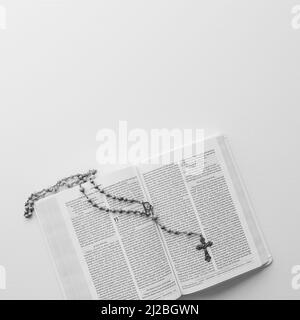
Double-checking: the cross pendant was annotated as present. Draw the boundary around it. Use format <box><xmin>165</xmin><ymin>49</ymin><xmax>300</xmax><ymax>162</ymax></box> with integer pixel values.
<box><xmin>196</xmin><ymin>234</ymin><xmax>213</xmax><ymax>262</ymax></box>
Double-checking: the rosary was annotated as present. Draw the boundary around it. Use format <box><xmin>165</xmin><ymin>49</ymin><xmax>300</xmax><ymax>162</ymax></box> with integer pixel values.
<box><xmin>24</xmin><ymin>169</ymin><xmax>213</xmax><ymax>262</ymax></box>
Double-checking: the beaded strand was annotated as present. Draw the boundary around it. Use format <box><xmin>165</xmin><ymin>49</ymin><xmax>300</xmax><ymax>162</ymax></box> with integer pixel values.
<box><xmin>24</xmin><ymin>168</ymin><xmax>213</xmax><ymax>262</ymax></box>
<box><xmin>80</xmin><ymin>178</ymin><xmax>201</xmax><ymax>239</ymax></box>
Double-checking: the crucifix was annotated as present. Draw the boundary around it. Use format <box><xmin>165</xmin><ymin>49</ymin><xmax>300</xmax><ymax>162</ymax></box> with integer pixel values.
<box><xmin>196</xmin><ymin>235</ymin><xmax>213</xmax><ymax>262</ymax></box>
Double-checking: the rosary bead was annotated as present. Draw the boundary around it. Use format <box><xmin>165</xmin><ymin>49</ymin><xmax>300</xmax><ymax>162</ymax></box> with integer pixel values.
<box><xmin>24</xmin><ymin>211</ymin><xmax>30</xmax><ymax>217</ymax></box>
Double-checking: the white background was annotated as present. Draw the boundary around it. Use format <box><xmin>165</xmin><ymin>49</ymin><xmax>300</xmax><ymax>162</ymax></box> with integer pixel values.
<box><xmin>0</xmin><ymin>1</ymin><xmax>300</xmax><ymax>299</ymax></box>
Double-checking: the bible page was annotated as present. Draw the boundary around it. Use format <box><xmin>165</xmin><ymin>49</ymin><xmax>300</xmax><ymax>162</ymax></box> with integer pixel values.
<box><xmin>94</xmin><ymin>167</ymin><xmax>180</xmax><ymax>300</ymax></box>
<box><xmin>36</xmin><ymin>166</ymin><xmax>180</xmax><ymax>300</ymax></box>
<box><xmin>138</xmin><ymin>136</ymin><xmax>265</xmax><ymax>295</ymax></box>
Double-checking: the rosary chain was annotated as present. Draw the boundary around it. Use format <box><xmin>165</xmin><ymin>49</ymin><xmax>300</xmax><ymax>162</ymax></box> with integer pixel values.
<box><xmin>80</xmin><ymin>178</ymin><xmax>201</xmax><ymax>239</ymax></box>
<box><xmin>24</xmin><ymin>169</ymin><xmax>201</xmax><ymax>238</ymax></box>
<box><xmin>24</xmin><ymin>169</ymin><xmax>213</xmax><ymax>262</ymax></box>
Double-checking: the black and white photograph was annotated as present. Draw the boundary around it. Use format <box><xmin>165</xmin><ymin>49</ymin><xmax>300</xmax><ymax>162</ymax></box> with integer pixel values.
<box><xmin>0</xmin><ymin>1</ymin><xmax>300</xmax><ymax>303</ymax></box>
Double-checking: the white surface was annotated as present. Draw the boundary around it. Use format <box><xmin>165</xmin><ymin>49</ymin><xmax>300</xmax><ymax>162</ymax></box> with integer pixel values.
<box><xmin>0</xmin><ymin>1</ymin><xmax>300</xmax><ymax>300</ymax></box>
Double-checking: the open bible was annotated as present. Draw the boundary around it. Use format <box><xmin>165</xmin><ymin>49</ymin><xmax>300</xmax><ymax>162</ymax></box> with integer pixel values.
<box><xmin>36</xmin><ymin>135</ymin><xmax>272</xmax><ymax>300</ymax></box>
